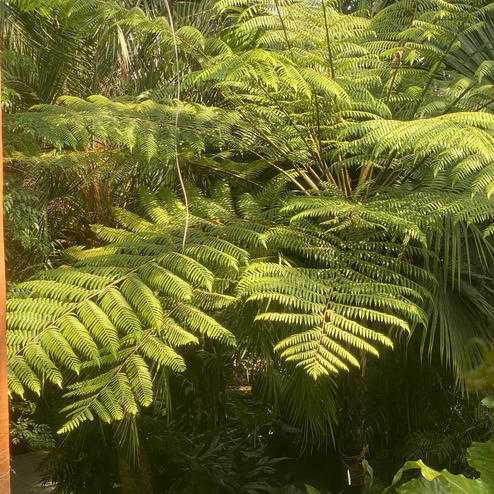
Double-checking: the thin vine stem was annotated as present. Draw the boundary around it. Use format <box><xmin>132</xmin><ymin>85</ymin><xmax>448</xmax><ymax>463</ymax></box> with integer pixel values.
<box><xmin>163</xmin><ymin>0</ymin><xmax>189</xmax><ymax>253</ymax></box>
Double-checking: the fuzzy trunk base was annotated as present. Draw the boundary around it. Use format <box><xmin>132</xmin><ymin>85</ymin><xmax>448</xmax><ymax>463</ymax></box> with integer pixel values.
<box><xmin>117</xmin><ymin>444</ymin><xmax>153</xmax><ymax>494</ymax></box>
<box><xmin>338</xmin><ymin>364</ymin><xmax>367</xmax><ymax>494</ymax></box>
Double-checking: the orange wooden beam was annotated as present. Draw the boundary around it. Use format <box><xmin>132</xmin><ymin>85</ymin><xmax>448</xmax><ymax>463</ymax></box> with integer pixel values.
<box><xmin>0</xmin><ymin>48</ymin><xmax>12</xmax><ymax>494</ymax></box>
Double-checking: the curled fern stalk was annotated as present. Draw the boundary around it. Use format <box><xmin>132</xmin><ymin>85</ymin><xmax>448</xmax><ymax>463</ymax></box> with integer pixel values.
<box><xmin>7</xmin><ymin>192</ymin><xmax>245</xmax><ymax>432</ymax></box>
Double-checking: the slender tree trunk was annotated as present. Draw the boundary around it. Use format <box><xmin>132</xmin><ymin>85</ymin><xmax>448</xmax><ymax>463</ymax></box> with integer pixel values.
<box><xmin>338</xmin><ymin>357</ymin><xmax>367</xmax><ymax>494</ymax></box>
<box><xmin>0</xmin><ymin>49</ymin><xmax>12</xmax><ymax>493</ymax></box>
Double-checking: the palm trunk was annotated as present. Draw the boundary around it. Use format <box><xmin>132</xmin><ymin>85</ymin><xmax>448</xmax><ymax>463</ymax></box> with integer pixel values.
<box><xmin>0</xmin><ymin>48</ymin><xmax>12</xmax><ymax>493</ymax></box>
<box><xmin>338</xmin><ymin>358</ymin><xmax>367</xmax><ymax>494</ymax></box>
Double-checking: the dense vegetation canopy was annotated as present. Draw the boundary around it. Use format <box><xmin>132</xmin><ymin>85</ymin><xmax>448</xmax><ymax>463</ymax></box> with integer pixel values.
<box><xmin>1</xmin><ymin>0</ymin><xmax>493</xmax><ymax>493</ymax></box>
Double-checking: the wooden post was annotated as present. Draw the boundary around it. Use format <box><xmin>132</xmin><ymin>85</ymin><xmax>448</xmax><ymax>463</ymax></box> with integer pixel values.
<box><xmin>0</xmin><ymin>47</ymin><xmax>12</xmax><ymax>493</ymax></box>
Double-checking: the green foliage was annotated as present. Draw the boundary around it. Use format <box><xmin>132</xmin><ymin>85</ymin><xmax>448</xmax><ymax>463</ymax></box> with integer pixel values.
<box><xmin>145</xmin><ymin>426</ymin><xmax>294</xmax><ymax>494</ymax></box>
<box><xmin>1</xmin><ymin>0</ymin><xmax>223</xmax><ymax>105</ymax></box>
<box><xmin>251</xmin><ymin>367</ymin><xmax>338</xmax><ymax>450</ymax></box>
<box><xmin>4</xmin><ymin>6</ymin><xmax>494</xmax><ymax>489</ymax></box>
<box><xmin>387</xmin><ymin>439</ymin><xmax>494</xmax><ymax>494</ymax></box>
<box><xmin>6</xmin><ymin>0</ymin><xmax>492</xmax><ymax>384</ymax></box>
<box><xmin>365</xmin><ymin>348</ymin><xmax>493</xmax><ymax>483</ymax></box>
<box><xmin>7</xmin><ymin>192</ymin><xmax>242</xmax><ymax>432</ymax></box>
<box><xmin>463</xmin><ymin>339</ymin><xmax>494</xmax><ymax>396</ymax></box>
<box><xmin>9</xmin><ymin>401</ymin><xmax>55</xmax><ymax>451</ymax></box>
<box><xmin>4</xmin><ymin>181</ymin><xmax>55</xmax><ymax>278</ymax></box>
<box><xmin>40</xmin><ymin>421</ymin><xmax>122</xmax><ymax>494</ymax></box>
<box><xmin>7</xmin><ymin>179</ymin><xmax>493</xmax><ymax>439</ymax></box>
<box><xmin>187</xmin><ymin>0</ymin><xmax>494</xmax><ymax>196</ymax></box>
<box><xmin>40</xmin><ymin>389</ymin><xmax>312</xmax><ymax>494</ymax></box>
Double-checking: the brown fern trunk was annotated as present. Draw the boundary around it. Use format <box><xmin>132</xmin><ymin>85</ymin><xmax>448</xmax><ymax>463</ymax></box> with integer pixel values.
<box><xmin>338</xmin><ymin>356</ymin><xmax>367</xmax><ymax>494</ymax></box>
<box><xmin>0</xmin><ymin>49</ymin><xmax>12</xmax><ymax>494</ymax></box>
<box><xmin>117</xmin><ymin>444</ymin><xmax>153</xmax><ymax>494</ymax></box>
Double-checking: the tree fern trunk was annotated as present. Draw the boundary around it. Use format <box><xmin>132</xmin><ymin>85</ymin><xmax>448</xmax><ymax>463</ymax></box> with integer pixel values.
<box><xmin>0</xmin><ymin>47</ymin><xmax>12</xmax><ymax>494</ymax></box>
<box><xmin>338</xmin><ymin>358</ymin><xmax>367</xmax><ymax>494</ymax></box>
<box><xmin>117</xmin><ymin>443</ymin><xmax>153</xmax><ymax>494</ymax></box>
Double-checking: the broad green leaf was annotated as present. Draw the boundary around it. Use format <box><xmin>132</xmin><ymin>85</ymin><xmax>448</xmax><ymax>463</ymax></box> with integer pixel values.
<box><xmin>467</xmin><ymin>440</ymin><xmax>494</xmax><ymax>489</ymax></box>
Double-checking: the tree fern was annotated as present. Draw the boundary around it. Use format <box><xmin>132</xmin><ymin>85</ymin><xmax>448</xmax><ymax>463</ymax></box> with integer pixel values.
<box><xmin>5</xmin><ymin>0</ymin><xmax>494</xmax><ymax>441</ymax></box>
<box><xmin>7</xmin><ymin>192</ymin><xmax>245</xmax><ymax>431</ymax></box>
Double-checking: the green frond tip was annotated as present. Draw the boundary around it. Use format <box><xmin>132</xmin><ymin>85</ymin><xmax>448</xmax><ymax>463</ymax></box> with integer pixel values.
<box><xmin>121</xmin><ymin>273</ymin><xmax>164</xmax><ymax>329</ymax></box>
<box><xmin>244</xmin><ymin>251</ymin><xmax>421</xmax><ymax>378</ymax></box>
<box><xmin>173</xmin><ymin>303</ymin><xmax>236</xmax><ymax>346</ymax></box>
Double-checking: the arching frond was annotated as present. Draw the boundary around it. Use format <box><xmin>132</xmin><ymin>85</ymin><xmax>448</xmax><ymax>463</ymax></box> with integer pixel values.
<box><xmin>7</xmin><ymin>194</ymin><xmax>242</xmax><ymax>430</ymax></box>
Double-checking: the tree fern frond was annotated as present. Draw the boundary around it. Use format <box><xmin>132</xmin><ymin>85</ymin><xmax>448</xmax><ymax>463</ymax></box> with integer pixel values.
<box><xmin>7</xmin><ymin>192</ymin><xmax>242</xmax><ymax>430</ymax></box>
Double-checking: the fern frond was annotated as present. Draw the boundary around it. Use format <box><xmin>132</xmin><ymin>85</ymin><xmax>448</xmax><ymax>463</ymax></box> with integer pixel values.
<box><xmin>7</xmin><ymin>195</ymin><xmax>240</xmax><ymax>430</ymax></box>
